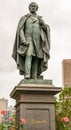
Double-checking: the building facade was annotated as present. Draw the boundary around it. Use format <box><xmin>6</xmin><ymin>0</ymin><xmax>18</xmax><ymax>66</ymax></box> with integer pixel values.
<box><xmin>62</xmin><ymin>59</ymin><xmax>71</xmax><ymax>87</ymax></box>
<box><xmin>0</xmin><ymin>97</ymin><xmax>8</xmax><ymax>111</ymax></box>
<box><xmin>0</xmin><ymin>98</ymin><xmax>15</xmax><ymax>123</ymax></box>
<box><xmin>0</xmin><ymin>98</ymin><xmax>8</xmax><ymax>122</ymax></box>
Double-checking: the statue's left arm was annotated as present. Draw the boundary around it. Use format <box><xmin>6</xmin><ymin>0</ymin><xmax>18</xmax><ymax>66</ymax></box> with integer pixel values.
<box><xmin>46</xmin><ymin>24</ymin><xmax>50</xmax><ymax>49</ymax></box>
<box><xmin>39</xmin><ymin>18</ymin><xmax>47</xmax><ymax>32</ymax></box>
<box><xmin>40</xmin><ymin>18</ymin><xmax>50</xmax><ymax>49</ymax></box>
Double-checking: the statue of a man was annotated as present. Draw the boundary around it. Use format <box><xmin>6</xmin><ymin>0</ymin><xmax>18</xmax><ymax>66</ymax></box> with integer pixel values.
<box><xmin>12</xmin><ymin>2</ymin><xmax>50</xmax><ymax>79</ymax></box>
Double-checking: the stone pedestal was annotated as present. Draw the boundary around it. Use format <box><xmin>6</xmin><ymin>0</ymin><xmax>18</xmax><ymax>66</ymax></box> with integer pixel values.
<box><xmin>10</xmin><ymin>79</ymin><xmax>61</xmax><ymax>130</ymax></box>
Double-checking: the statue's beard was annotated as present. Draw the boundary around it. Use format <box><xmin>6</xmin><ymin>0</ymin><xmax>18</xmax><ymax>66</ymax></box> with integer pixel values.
<box><xmin>30</xmin><ymin>10</ymin><xmax>36</xmax><ymax>14</ymax></box>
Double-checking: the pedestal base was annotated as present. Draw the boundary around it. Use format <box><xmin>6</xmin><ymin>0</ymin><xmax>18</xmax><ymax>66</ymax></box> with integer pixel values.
<box><xmin>10</xmin><ymin>79</ymin><xmax>61</xmax><ymax>130</ymax></box>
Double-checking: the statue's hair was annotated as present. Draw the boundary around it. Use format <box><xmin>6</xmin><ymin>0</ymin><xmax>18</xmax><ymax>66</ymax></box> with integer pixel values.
<box><xmin>29</xmin><ymin>2</ymin><xmax>39</xmax><ymax>11</ymax></box>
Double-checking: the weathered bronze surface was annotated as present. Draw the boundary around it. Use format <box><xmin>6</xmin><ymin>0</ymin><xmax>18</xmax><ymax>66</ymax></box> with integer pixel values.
<box><xmin>12</xmin><ymin>2</ymin><xmax>50</xmax><ymax>79</ymax></box>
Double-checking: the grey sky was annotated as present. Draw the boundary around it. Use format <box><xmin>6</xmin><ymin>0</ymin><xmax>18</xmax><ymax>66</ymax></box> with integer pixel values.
<box><xmin>0</xmin><ymin>0</ymin><xmax>71</xmax><ymax>106</ymax></box>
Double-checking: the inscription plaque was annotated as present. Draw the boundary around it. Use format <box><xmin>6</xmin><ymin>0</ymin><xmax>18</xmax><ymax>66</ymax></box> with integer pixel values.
<box><xmin>26</xmin><ymin>108</ymin><xmax>50</xmax><ymax>130</ymax></box>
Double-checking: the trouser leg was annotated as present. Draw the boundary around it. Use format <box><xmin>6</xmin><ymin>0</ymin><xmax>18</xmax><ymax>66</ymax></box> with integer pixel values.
<box><xmin>31</xmin><ymin>57</ymin><xmax>38</xmax><ymax>79</ymax></box>
<box><xmin>25</xmin><ymin>55</ymin><xmax>32</xmax><ymax>79</ymax></box>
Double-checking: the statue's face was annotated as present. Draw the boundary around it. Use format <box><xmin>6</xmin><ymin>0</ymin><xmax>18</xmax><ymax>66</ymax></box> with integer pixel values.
<box><xmin>29</xmin><ymin>3</ymin><xmax>37</xmax><ymax>13</ymax></box>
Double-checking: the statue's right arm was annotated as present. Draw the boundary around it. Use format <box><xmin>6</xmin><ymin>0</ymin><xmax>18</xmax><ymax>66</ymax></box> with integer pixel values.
<box><xmin>19</xmin><ymin>28</ymin><xmax>26</xmax><ymax>43</ymax></box>
<box><xmin>18</xmin><ymin>16</ymin><xmax>29</xmax><ymax>45</ymax></box>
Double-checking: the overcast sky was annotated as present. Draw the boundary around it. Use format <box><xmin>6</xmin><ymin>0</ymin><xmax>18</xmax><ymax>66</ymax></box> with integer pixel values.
<box><xmin>0</xmin><ymin>0</ymin><xmax>71</xmax><ymax>106</ymax></box>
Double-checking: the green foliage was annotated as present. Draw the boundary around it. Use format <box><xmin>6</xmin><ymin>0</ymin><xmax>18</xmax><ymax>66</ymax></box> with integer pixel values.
<box><xmin>0</xmin><ymin>113</ymin><xmax>26</xmax><ymax>130</ymax></box>
<box><xmin>55</xmin><ymin>87</ymin><xmax>71</xmax><ymax>130</ymax></box>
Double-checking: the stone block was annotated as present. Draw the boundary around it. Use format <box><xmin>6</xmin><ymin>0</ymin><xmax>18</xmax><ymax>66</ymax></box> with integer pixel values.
<box><xmin>10</xmin><ymin>79</ymin><xmax>61</xmax><ymax>130</ymax></box>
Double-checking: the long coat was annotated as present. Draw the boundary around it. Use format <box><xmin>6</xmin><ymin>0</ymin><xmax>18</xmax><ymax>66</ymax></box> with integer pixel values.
<box><xmin>12</xmin><ymin>14</ymin><xmax>50</xmax><ymax>75</ymax></box>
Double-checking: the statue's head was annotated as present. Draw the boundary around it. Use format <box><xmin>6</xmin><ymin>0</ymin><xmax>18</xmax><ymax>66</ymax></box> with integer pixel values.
<box><xmin>29</xmin><ymin>2</ymin><xmax>38</xmax><ymax>13</ymax></box>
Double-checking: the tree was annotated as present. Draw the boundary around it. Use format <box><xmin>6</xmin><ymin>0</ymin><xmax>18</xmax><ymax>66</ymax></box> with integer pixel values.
<box><xmin>55</xmin><ymin>87</ymin><xmax>71</xmax><ymax>130</ymax></box>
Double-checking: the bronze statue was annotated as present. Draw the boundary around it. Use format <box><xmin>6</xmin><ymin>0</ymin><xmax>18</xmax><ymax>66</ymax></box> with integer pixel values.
<box><xmin>12</xmin><ymin>2</ymin><xmax>50</xmax><ymax>79</ymax></box>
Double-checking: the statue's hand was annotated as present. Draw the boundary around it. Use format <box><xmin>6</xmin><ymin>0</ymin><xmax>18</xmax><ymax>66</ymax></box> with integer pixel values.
<box><xmin>23</xmin><ymin>41</ymin><xmax>29</xmax><ymax>46</ymax></box>
<box><xmin>20</xmin><ymin>40</ymin><xmax>29</xmax><ymax>46</ymax></box>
